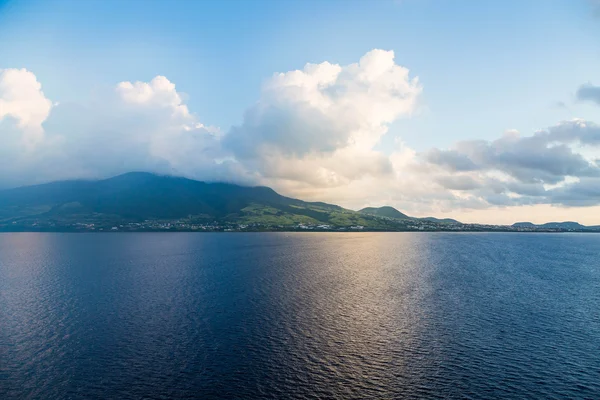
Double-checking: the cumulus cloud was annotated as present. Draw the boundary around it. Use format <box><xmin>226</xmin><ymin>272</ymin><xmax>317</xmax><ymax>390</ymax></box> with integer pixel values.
<box><xmin>225</xmin><ymin>49</ymin><xmax>421</xmax><ymax>188</ymax></box>
<box><xmin>0</xmin><ymin>68</ymin><xmax>53</xmax><ymax>145</ymax></box>
<box><xmin>116</xmin><ymin>76</ymin><xmax>192</xmax><ymax>119</ymax></box>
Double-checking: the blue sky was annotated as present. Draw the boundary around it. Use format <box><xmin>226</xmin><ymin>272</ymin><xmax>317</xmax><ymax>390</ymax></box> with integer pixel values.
<box><xmin>2</xmin><ymin>0</ymin><xmax>598</xmax><ymax>147</ymax></box>
<box><xmin>1</xmin><ymin>0</ymin><xmax>600</xmax><ymax>223</ymax></box>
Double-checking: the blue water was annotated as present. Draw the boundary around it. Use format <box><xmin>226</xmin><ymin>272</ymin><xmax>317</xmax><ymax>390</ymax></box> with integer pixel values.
<box><xmin>1</xmin><ymin>233</ymin><xmax>599</xmax><ymax>399</ymax></box>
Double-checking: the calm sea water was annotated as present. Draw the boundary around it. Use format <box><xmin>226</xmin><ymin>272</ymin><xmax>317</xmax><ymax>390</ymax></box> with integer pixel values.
<box><xmin>1</xmin><ymin>233</ymin><xmax>599</xmax><ymax>399</ymax></box>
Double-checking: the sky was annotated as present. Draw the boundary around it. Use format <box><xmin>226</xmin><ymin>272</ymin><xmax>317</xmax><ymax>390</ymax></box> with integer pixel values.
<box><xmin>1</xmin><ymin>0</ymin><xmax>600</xmax><ymax>224</ymax></box>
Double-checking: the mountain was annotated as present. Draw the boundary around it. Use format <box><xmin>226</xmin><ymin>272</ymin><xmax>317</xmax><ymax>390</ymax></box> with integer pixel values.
<box><xmin>0</xmin><ymin>172</ymin><xmax>405</xmax><ymax>230</ymax></box>
<box><xmin>539</xmin><ymin>222</ymin><xmax>587</xmax><ymax>230</ymax></box>
<box><xmin>513</xmin><ymin>221</ymin><xmax>589</xmax><ymax>230</ymax></box>
<box><xmin>359</xmin><ymin>206</ymin><xmax>462</xmax><ymax>225</ymax></box>
<box><xmin>0</xmin><ymin>172</ymin><xmax>335</xmax><ymax>219</ymax></box>
<box><xmin>1</xmin><ymin>173</ymin><xmax>594</xmax><ymax>232</ymax></box>
<box><xmin>513</xmin><ymin>222</ymin><xmax>536</xmax><ymax>228</ymax></box>
<box><xmin>359</xmin><ymin>206</ymin><xmax>411</xmax><ymax>220</ymax></box>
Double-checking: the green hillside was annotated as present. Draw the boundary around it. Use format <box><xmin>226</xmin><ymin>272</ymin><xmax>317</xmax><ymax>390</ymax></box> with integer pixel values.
<box><xmin>0</xmin><ymin>173</ymin><xmax>411</xmax><ymax>231</ymax></box>
<box><xmin>3</xmin><ymin>173</ymin><xmax>590</xmax><ymax>232</ymax></box>
<box><xmin>358</xmin><ymin>206</ymin><xmax>411</xmax><ymax>220</ymax></box>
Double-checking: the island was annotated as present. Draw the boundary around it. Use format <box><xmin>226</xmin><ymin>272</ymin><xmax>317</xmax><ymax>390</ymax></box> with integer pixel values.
<box><xmin>1</xmin><ymin>172</ymin><xmax>598</xmax><ymax>233</ymax></box>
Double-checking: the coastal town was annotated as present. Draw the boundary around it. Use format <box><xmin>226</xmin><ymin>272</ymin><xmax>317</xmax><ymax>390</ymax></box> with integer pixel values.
<box><xmin>2</xmin><ymin>216</ymin><xmax>598</xmax><ymax>233</ymax></box>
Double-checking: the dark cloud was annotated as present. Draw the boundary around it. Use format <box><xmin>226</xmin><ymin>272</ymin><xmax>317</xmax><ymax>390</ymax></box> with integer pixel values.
<box><xmin>503</xmin><ymin>181</ymin><xmax>547</xmax><ymax>197</ymax></box>
<box><xmin>426</xmin><ymin>129</ymin><xmax>600</xmax><ymax>185</ymax></box>
<box><xmin>435</xmin><ymin>175</ymin><xmax>481</xmax><ymax>190</ymax></box>
<box><xmin>424</xmin><ymin>148</ymin><xmax>479</xmax><ymax>172</ymax></box>
<box><xmin>576</xmin><ymin>84</ymin><xmax>600</xmax><ymax>105</ymax></box>
<box><xmin>492</xmin><ymin>142</ymin><xmax>599</xmax><ymax>184</ymax></box>
<box><xmin>464</xmin><ymin>180</ymin><xmax>548</xmax><ymax>208</ymax></box>
<box><xmin>423</xmin><ymin>120</ymin><xmax>600</xmax><ymax>208</ymax></box>
<box><xmin>543</xmin><ymin>119</ymin><xmax>600</xmax><ymax>146</ymax></box>
<box><xmin>483</xmin><ymin>193</ymin><xmax>525</xmax><ymax>207</ymax></box>
<box><xmin>546</xmin><ymin>178</ymin><xmax>600</xmax><ymax>207</ymax></box>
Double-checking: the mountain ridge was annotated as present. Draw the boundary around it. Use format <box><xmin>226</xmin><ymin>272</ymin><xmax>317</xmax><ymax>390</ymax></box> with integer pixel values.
<box><xmin>0</xmin><ymin>173</ymin><xmax>597</xmax><ymax>232</ymax></box>
<box><xmin>358</xmin><ymin>206</ymin><xmax>411</xmax><ymax>220</ymax></box>
<box><xmin>513</xmin><ymin>221</ymin><xmax>599</xmax><ymax>230</ymax></box>
<box><xmin>0</xmin><ymin>172</ymin><xmax>396</xmax><ymax>231</ymax></box>
<box><xmin>359</xmin><ymin>206</ymin><xmax>462</xmax><ymax>225</ymax></box>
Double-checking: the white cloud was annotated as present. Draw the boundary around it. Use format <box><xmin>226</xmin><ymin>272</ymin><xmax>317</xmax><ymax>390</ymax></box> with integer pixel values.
<box><xmin>116</xmin><ymin>75</ymin><xmax>191</xmax><ymax>119</ymax></box>
<box><xmin>0</xmin><ymin>68</ymin><xmax>53</xmax><ymax>146</ymax></box>
<box><xmin>225</xmin><ymin>49</ymin><xmax>422</xmax><ymax>189</ymax></box>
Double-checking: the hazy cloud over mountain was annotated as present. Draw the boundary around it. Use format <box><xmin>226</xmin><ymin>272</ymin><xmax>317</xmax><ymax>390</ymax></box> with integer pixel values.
<box><xmin>0</xmin><ymin>71</ymin><xmax>246</xmax><ymax>188</ymax></box>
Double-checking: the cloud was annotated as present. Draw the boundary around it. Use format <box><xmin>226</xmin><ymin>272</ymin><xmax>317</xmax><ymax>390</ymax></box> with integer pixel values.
<box><xmin>435</xmin><ymin>175</ymin><xmax>482</xmax><ymax>190</ymax></box>
<box><xmin>0</xmin><ymin>68</ymin><xmax>53</xmax><ymax>145</ymax></box>
<box><xmin>576</xmin><ymin>83</ymin><xmax>600</xmax><ymax>105</ymax></box>
<box><xmin>547</xmin><ymin>177</ymin><xmax>600</xmax><ymax>207</ymax></box>
<box><xmin>224</xmin><ymin>49</ymin><xmax>422</xmax><ymax>188</ymax></box>
<box><xmin>116</xmin><ymin>76</ymin><xmax>191</xmax><ymax>119</ymax></box>
<box><xmin>0</xmin><ymin>73</ymin><xmax>244</xmax><ymax>188</ymax></box>
<box><xmin>3</xmin><ymin>52</ymin><xmax>600</xmax><ymax>217</ymax></box>
<box><xmin>58</xmin><ymin>76</ymin><xmax>243</xmax><ymax>182</ymax></box>
<box><xmin>420</xmin><ymin>119</ymin><xmax>600</xmax><ymax>209</ymax></box>
<box><xmin>425</xmin><ymin>123</ymin><xmax>600</xmax><ymax>185</ymax></box>
<box><xmin>0</xmin><ymin>49</ymin><xmax>423</xmax><ymax>195</ymax></box>
<box><xmin>543</xmin><ymin>119</ymin><xmax>600</xmax><ymax>146</ymax></box>
<box><xmin>424</xmin><ymin>148</ymin><xmax>478</xmax><ymax>172</ymax></box>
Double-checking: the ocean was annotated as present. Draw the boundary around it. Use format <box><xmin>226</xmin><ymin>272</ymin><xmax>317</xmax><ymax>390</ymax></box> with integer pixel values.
<box><xmin>1</xmin><ymin>232</ymin><xmax>599</xmax><ymax>399</ymax></box>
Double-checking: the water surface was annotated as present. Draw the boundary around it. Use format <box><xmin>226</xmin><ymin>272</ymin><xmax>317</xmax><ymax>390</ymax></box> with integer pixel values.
<box><xmin>1</xmin><ymin>232</ymin><xmax>599</xmax><ymax>399</ymax></box>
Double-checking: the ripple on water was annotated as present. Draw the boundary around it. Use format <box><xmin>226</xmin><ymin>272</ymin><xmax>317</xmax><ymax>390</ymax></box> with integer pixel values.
<box><xmin>1</xmin><ymin>232</ymin><xmax>600</xmax><ymax>399</ymax></box>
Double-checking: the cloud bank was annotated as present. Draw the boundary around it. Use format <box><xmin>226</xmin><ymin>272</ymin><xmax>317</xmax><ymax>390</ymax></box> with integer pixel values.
<box><xmin>2</xmin><ymin>50</ymin><xmax>600</xmax><ymax>219</ymax></box>
<box><xmin>424</xmin><ymin>119</ymin><xmax>600</xmax><ymax>208</ymax></box>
